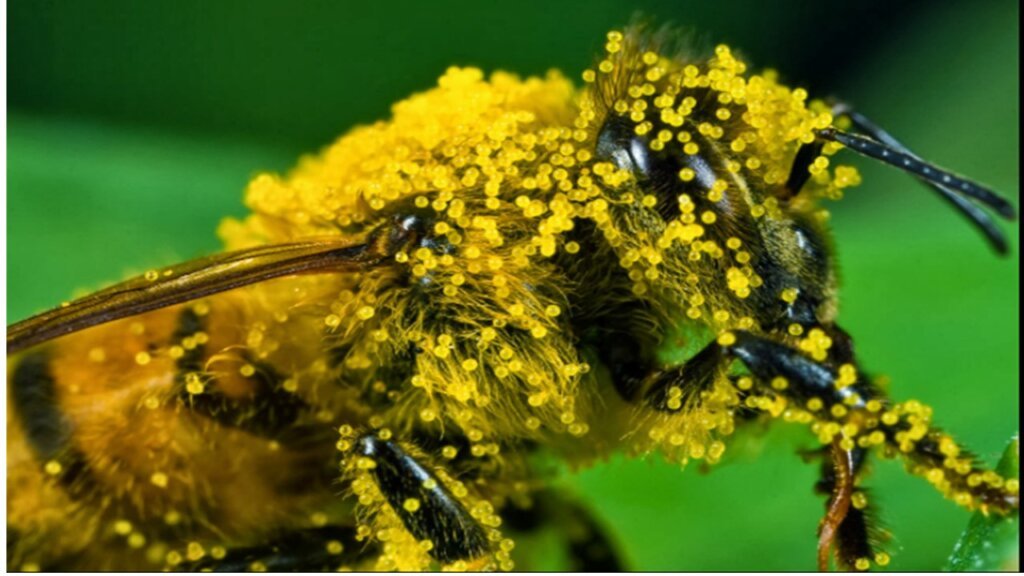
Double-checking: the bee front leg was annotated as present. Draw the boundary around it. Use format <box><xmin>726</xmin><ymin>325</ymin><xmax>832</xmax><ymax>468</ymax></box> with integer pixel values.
<box><xmin>638</xmin><ymin>331</ymin><xmax>882</xmax><ymax>570</ymax></box>
<box><xmin>721</xmin><ymin>330</ymin><xmax>885</xmax><ymax>571</ymax></box>
<box><xmin>811</xmin><ymin>444</ymin><xmax>881</xmax><ymax>572</ymax></box>
<box><xmin>720</xmin><ymin>330</ymin><xmax>1016</xmax><ymax>569</ymax></box>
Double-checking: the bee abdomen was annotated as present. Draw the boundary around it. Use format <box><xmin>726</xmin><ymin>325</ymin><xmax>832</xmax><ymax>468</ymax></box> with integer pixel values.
<box><xmin>10</xmin><ymin>349</ymin><xmax>90</xmax><ymax>488</ymax></box>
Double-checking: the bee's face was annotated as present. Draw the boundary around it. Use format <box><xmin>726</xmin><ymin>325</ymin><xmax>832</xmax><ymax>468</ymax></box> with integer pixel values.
<box><xmin>583</xmin><ymin>52</ymin><xmax>845</xmax><ymax>340</ymax></box>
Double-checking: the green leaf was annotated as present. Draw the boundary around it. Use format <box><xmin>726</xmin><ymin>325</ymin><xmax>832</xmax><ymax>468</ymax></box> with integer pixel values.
<box><xmin>946</xmin><ymin>435</ymin><xmax>1020</xmax><ymax>572</ymax></box>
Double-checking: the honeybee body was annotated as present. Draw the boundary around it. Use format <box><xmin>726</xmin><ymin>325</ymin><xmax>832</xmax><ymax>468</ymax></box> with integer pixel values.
<box><xmin>7</xmin><ymin>27</ymin><xmax>1018</xmax><ymax>571</ymax></box>
<box><xmin>7</xmin><ymin>297</ymin><xmax>343</xmax><ymax>569</ymax></box>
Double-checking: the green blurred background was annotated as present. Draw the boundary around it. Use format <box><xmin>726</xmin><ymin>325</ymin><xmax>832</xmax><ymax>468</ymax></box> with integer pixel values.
<box><xmin>7</xmin><ymin>0</ymin><xmax>1019</xmax><ymax>570</ymax></box>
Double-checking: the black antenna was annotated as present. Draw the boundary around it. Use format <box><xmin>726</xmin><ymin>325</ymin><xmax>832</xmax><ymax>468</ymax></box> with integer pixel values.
<box><xmin>816</xmin><ymin>122</ymin><xmax>1016</xmax><ymax>254</ymax></box>
<box><xmin>817</xmin><ymin>127</ymin><xmax>1016</xmax><ymax>218</ymax></box>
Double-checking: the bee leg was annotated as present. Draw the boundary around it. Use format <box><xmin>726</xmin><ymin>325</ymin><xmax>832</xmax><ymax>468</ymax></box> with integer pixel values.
<box><xmin>726</xmin><ymin>329</ymin><xmax>1018</xmax><ymax>566</ymax></box>
<box><xmin>716</xmin><ymin>331</ymin><xmax>883</xmax><ymax>570</ymax></box>
<box><xmin>504</xmin><ymin>490</ymin><xmax>625</xmax><ymax>571</ymax></box>
<box><xmin>637</xmin><ymin>330</ymin><xmax>862</xmax><ymax>412</ymax></box>
<box><xmin>172</xmin><ymin>308</ymin><xmax>312</xmax><ymax>442</ymax></box>
<box><xmin>354</xmin><ymin>434</ymin><xmax>492</xmax><ymax>565</ymax></box>
<box><xmin>636</xmin><ymin>337</ymin><xmax>725</xmax><ymax>409</ymax></box>
<box><xmin>641</xmin><ymin>331</ymin><xmax>885</xmax><ymax>569</ymax></box>
<box><xmin>810</xmin><ymin>443</ymin><xmax>881</xmax><ymax>572</ymax></box>
<box><xmin>178</xmin><ymin>358</ymin><xmax>311</xmax><ymax>440</ymax></box>
<box><xmin>179</xmin><ymin>526</ymin><xmax>369</xmax><ymax>571</ymax></box>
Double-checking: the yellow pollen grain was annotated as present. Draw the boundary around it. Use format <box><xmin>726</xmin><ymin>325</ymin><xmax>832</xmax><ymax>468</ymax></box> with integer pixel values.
<box><xmin>127</xmin><ymin>533</ymin><xmax>146</xmax><ymax>548</ymax></box>
<box><xmin>851</xmin><ymin>491</ymin><xmax>868</xmax><ymax>510</ymax></box>
<box><xmin>403</xmin><ymin>498</ymin><xmax>422</xmax><ymax>513</ymax></box>
<box><xmin>134</xmin><ymin>351</ymin><xmax>151</xmax><ymax>366</ymax></box>
<box><xmin>150</xmin><ymin>472</ymin><xmax>169</xmax><ymax>488</ymax></box>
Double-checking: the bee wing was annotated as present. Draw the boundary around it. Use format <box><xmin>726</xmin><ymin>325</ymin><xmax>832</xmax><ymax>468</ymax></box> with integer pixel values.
<box><xmin>7</xmin><ymin>238</ymin><xmax>389</xmax><ymax>354</ymax></box>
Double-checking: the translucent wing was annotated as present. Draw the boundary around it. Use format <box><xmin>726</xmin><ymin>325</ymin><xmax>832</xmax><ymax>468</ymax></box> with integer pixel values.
<box><xmin>7</xmin><ymin>238</ymin><xmax>389</xmax><ymax>354</ymax></box>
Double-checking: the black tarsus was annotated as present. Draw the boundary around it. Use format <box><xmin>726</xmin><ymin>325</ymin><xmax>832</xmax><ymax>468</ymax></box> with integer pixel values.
<box><xmin>356</xmin><ymin>434</ymin><xmax>490</xmax><ymax>564</ymax></box>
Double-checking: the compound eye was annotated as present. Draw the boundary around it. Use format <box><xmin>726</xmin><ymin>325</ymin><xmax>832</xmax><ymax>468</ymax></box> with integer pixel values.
<box><xmin>596</xmin><ymin>115</ymin><xmax>655</xmax><ymax>178</ymax></box>
<box><xmin>595</xmin><ymin>116</ymin><xmax>730</xmax><ymax>222</ymax></box>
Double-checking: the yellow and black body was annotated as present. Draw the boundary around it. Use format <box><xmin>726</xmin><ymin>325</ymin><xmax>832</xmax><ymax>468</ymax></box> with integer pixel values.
<box><xmin>6</xmin><ymin>26</ymin><xmax>1018</xmax><ymax>571</ymax></box>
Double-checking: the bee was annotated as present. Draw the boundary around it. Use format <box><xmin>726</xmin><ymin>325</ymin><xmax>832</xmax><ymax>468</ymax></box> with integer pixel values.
<box><xmin>6</xmin><ymin>25</ymin><xmax>1019</xmax><ymax>571</ymax></box>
